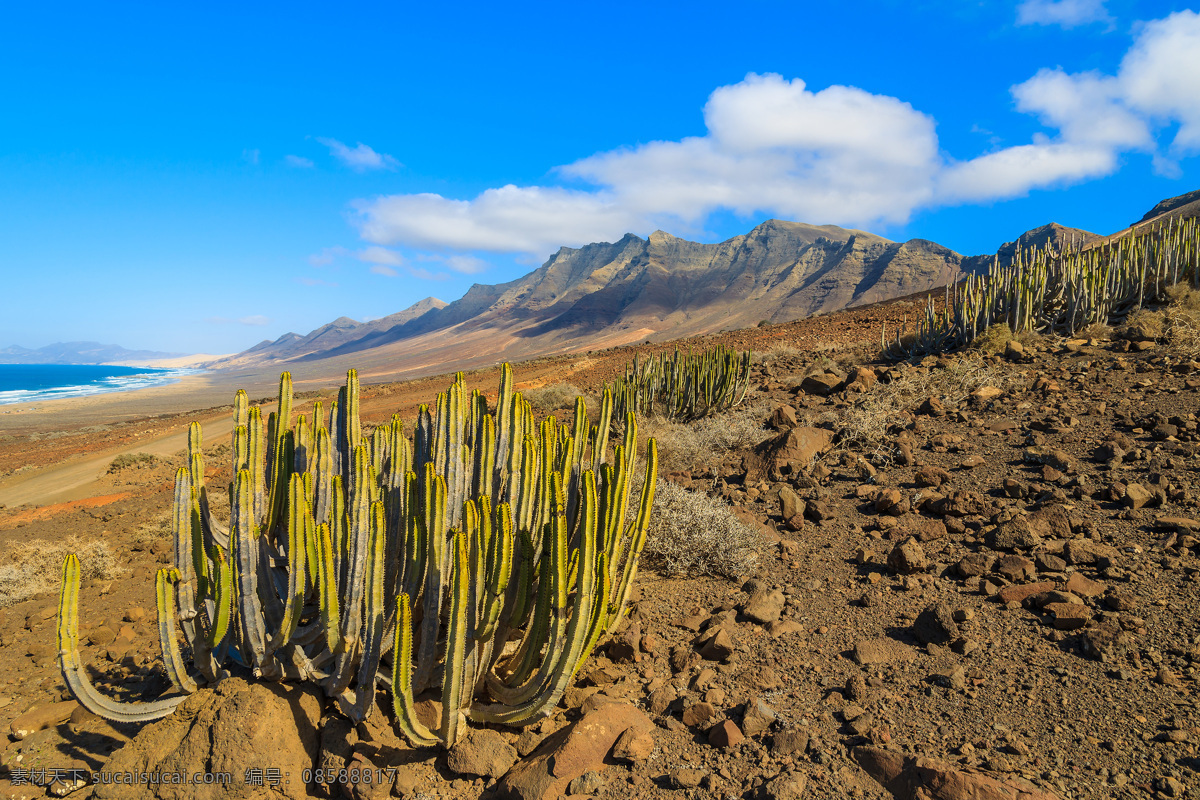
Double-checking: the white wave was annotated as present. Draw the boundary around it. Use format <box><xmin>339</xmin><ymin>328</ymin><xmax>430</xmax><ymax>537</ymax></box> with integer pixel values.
<box><xmin>0</xmin><ymin>368</ymin><xmax>203</xmax><ymax>406</ymax></box>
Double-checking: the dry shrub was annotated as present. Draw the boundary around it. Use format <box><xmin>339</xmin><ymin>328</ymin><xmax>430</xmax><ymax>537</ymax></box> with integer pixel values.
<box><xmin>108</xmin><ymin>452</ymin><xmax>157</xmax><ymax>473</ymax></box>
<box><xmin>636</xmin><ymin>403</ymin><xmax>772</xmax><ymax>475</ymax></box>
<box><xmin>757</xmin><ymin>345</ymin><xmax>805</xmax><ymax>366</ymax></box>
<box><xmin>971</xmin><ymin>323</ymin><xmax>1014</xmax><ymax>354</ymax></box>
<box><xmin>1077</xmin><ymin>321</ymin><xmax>1112</xmax><ymax>341</ymax></box>
<box><xmin>833</xmin><ymin>355</ymin><xmax>1007</xmax><ymax>463</ymax></box>
<box><xmin>521</xmin><ymin>383</ymin><xmax>583</xmax><ymax>412</ymax></box>
<box><xmin>0</xmin><ymin>538</ymin><xmax>125</xmax><ymax>607</ymax></box>
<box><xmin>1117</xmin><ymin>307</ymin><xmax>1165</xmax><ymax>341</ymax></box>
<box><xmin>1162</xmin><ymin>284</ymin><xmax>1200</xmax><ymax>356</ymax></box>
<box><xmin>640</xmin><ymin>480</ymin><xmax>761</xmax><ymax>578</ymax></box>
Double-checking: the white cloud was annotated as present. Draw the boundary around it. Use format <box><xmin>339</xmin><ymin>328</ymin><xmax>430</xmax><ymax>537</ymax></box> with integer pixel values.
<box><xmin>307</xmin><ymin>246</ymin><xmax>348</xmax><ymax>267</ymax></box>
<box><xmin>350</xmin><ymin>14</ymin><xmax>1200</xmax><ymax>263</ymax></box>
<box><xmin>356</xmin><ymin>246</ymin><xmax>405</xmax><ymax>267</ymax></box>
<box><xmin>1016</xmin><ymin>0</ymin><xmax>1112</xmax><ymax>28</ymax></box>
<box><xmin>318</xmin><ymin>137</ymin><xmax>400</xmax><ymax>172</ymax></box>
<box><xmin>370</xmin><ymin>265</ymin><xmax>399</xmax><ymax>277</ymax></box>
<box><xmin>407</xmin><ymin>266</ymin><xmax>449</xmax><ymax>282</ymax></box>
<box><xmin>297</xmin><ymin>277</ymin><xmax>338</xmax><ymax>288</ymax></box>
<box><xmin>285</xmin><ymin>154</ymin><xmax>315</xmax><ymax>168</ymax></box>
<box><xmin>1118</xmin><ymin>11</ymin><xmax>1200</xmax><ymax>153</ymax></box>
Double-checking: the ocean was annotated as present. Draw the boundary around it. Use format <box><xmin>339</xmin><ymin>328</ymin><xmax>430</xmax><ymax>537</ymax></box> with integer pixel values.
<box><xmin>0</xmin><ymin>364</ymin><xmax>199</xmax><ymax>406</ymax></box>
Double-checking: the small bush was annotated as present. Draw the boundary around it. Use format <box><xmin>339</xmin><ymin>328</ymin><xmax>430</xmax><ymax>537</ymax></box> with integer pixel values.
<box><xmin>521</xmin><ymin>383</ymin><xmax>583</xmax><ymax>412</ymax></box>
<box><xmin>0</xmin><ymin>539</ymin><xmax>124</xmax><ymax>607</ymax></box>
<box><xmin>108</xmin><ymin>452</ymin><xmax>157</xmax><ymax>473</ymax></box>
<box><xmin>971</xmin><ymin>323</ymin><xmax>1014</xmax><ymax>354</ymax></box>
<box><xmin>636</xmin><ymin>404</ymin><xmax>771</xmax><ymax>475</ymax></box>
<box><xmin>1117</xmin><ymin>308</ymin><xmax>1165</xmax><ymax>341</ymax></box>
<box><xmin>757</xmin><ymin>345</ymin><xmax>804</xmax><ymax>366</ymax></box>
<box><xmin>1163</xmin><ymin>286</ymin><xmax>1200</xmax><ymax>356</ymax></box>
<box><xmin>641</xmin><ymin>480</ymin><xmax>761</xmax><ymax>578</ymax></box>
<box><xmin>834</xmin><ymin>355</ymin><xmax>1007</xmax><ymax>463</ymax></box>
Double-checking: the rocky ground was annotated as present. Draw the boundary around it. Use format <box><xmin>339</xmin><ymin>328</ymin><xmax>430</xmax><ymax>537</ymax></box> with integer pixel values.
<box><xmin>1</xmin><ymin>298</ymin><xmax>1199</xmax><ymax>799</ymax></box>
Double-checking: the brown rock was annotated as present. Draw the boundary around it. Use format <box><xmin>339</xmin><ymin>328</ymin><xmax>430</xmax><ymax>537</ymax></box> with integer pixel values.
<box><xmin>773</xmin><ymin>729</ymin><xmax>810</xmax><ymax>755</ymax></box>
<box><xmin>913</xmin><ymin>602</ymin><xmax>959</xmax><ymax>646</ymax></box>
<box><xmin>93</xmin><ymin>678</ymin><xmax>321</xmax><ymax>800</ymax></box>
<box><xmin>769</xmin><ymin>405</ymin><xmax>800</xmax><ymax>430</ymax></box>
<box><xmin>697</xmin><ymin>628</ymin><xmax>736</xmax><ymax>661</ymax></box>
<box><xmin>1064</xmin><ymin>572</ymin><xmax>1107</xmax><ymax>598</ymax></box>
<box><xmin>853</xmin><ymin>638</ymin><xmax>918</xmax><ymax>665</ymax></box>
<box><xmin>497</xmin><ymin>702</ymin><xmax>653</xmax><ymax>800</ymax></box>
<box><xmin>801</xmin><ymin>372</ymin><xmax>844</xmax><ymax>395</ymax></box>
<box><xmin>914</xmin><ymin>466</ymin><xmax>952</xmax><ymax>488</ymax></box>
<box><xmin>996</xmin><ymin>581</ymin><xmax>1055</xmax><ymax>604</ymax></box>
<box><xmin>994</xmin><ymin>554</ymin><xmax>1036</xmax><ymax>581</ymax></box>
<box><xmin>887</xmin><ymin>538</ymin><xmax>927</xmax><ymax>574</ymax></box>
<box><xmin>765</xmin><ymin>772</ymin><xmax>809</xmax><ymax>800</ymax></box>
<box><xmin>1043</xmin><ymin>602</ymin><xmax>1091</xmax><ymax>631</ymax></box>
<box><xmin>1124</xmin><ymin>482</ymin><xmax>1155</xmax><ymax>509</ymax></box>
<box><xmin>611</xmin><ymin>727</ymin><xmax>655</xmax><ymax>763</ymax></box>
<box><xmin>852</xmin><ymin>745</ymin><xmax>1061</xmax><ymax>800</ymax></box>
<box><xmin>447</xmin><ymin>728</ymin><xmax>519</xmax><ymax>779</ymax></box>
<box><xmin>10</xmin><ymin>701</ymin><xmax>79</xmax><ymax>740</ymax></box>
<box><xmin>765</xmin><ymin>426</ymin><xmax>835</xmax><ymax>471</ymax></box>
<box><xmin>741</xmin><ymin>697</ymin><xmax>777</xmax><ymax>737</ymax></box>
<box><xmin>708</xmin><ymin>719</ymin><xmax>745</xmax><ymax>748</ymax></box>
<box><xmin>742</xmin><ymin>588</ymin><xmax>786</xmax><ymax>625</ymax></box>
<box><xmin>682</xmin><ymin>701</ymin><xmax>716</xmax><ymax>727</ymax></box>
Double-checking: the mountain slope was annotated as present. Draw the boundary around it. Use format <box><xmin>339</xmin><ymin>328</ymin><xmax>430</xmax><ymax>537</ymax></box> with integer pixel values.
<box><xmin>222</xmin><ymin>220</ymin><xmax>962</xmax><ymax>370</ymax></box>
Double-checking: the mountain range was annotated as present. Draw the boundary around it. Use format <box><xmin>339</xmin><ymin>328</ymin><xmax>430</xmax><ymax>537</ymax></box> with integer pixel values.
<box><xmin>0</xmin><ymin>342</ymin><xmax>184</xmax><ymax>366</ymax></box>
<box><xmin>213</xmin><ymin>211</ymin><xmax>1119</xmax><ymax>374</ymax></box>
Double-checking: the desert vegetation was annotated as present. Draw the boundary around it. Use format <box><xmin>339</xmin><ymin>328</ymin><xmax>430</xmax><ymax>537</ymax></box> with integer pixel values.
<box><xmin>884</xmin><ymin>216</ymin><xmax>1199</xmax><ymax>359</ymax></box>
<box><xmin>608</xmin><ymin>345</ymin><xmax>752</xmax><ymax>421</ymax></box>
<box><xmin>57</xmin><ymin>365</ymin><xmax>658</xmax><ymax>747</ymax></box>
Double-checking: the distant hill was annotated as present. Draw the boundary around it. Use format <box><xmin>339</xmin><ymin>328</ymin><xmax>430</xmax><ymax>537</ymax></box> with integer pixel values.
<box><xmin>1136</xmin><ymin>189</ymin><xmax>1200</xmax><ymax>226</ymax></box>
<box><xmin>960</xmin><ymin>222</ymin><xmax>1103</xmax><ymax>274</ymax></box>
<box><xmin>240</xmin><ymin>297</ymin><xmax>448</xmax><ymax>362</ymax></box>
<box><xmin>0</xmin><ymin>342</ymin><xmax>185</xmax><ymax>365</ymax></box>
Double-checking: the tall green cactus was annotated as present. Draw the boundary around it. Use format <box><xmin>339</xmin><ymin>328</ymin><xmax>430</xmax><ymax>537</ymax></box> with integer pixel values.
<box><xmin>608</xmin><ymin>344</ymin><xmax>751</xmax><ymax>420</ymax></box>
<box><xmin>57</xmin><ymin>365</ymin><xmax>657</xmax><ymax>749</ymax></box>
<box><xmin>883</xmin><ymin>216</ymin><xmax>1200</xmax><ymax>359</ymax></box>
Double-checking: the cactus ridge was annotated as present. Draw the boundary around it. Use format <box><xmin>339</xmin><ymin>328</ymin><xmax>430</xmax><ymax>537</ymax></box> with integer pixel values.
<box><xmin>56</xmin><ymin>364</ymin><xmax>657</xmax><ymax>747</ymax></box>
<box><xmin>607</xmin><ymin>344</ymin><xmax>752</xmax><ymax>421</ymax></box>
<box><xmin>882</xmin><ymin>216</ymin><xmax>1200</xmax><ymax>359</ymax></box>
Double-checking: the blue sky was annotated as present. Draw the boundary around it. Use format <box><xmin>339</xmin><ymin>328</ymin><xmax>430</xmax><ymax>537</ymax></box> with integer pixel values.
<box><xmin>2</xmin><ymin>0</ymin><xmax>1198</xmax><ymax>355</ymax></box>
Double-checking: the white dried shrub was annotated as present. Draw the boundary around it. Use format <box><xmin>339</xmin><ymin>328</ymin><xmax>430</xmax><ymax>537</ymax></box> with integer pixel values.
<box><xmin>522</xmin><ymin>383</ymin><xmax>583</xmax><ymax>412</ymax></box>
<box><xmin>0</xmin><ymin>538</ymin><xmax>125</xmax><ymax>607</ymax></box>
<box><xmin>832</xmin><ymin>355</ymin><xmax>1009</xmax><ymax>463</ymax></box>
<box><xmin>640</xmin><ymin>479</ymin><xmax>761</xmax><ymax>578</ymax></box>
<box><xmin>636</xmin><ymin>403</ymin><xmax>772</xmax><ymax>474</ymax></box>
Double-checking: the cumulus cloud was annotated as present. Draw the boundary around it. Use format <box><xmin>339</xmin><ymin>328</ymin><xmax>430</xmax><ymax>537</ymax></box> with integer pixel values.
<box><xmin>318</xmin><ymin>137</ymin><xmax>400</xmax><ymax>172</ymax></box>
<box><xmin>351</xmin><ymin>12</ymin><xmax>1200</xmax><ymax>263</ymax></box>
<box><xmin>1016</xmin><ymin>0</ymin><xmax>1112</xmax><ymax>28</ymax></box>
<box><xmin>285</xmin><ymin>154</ymin><xmax>315</xmax><ymax>168</ymax></box>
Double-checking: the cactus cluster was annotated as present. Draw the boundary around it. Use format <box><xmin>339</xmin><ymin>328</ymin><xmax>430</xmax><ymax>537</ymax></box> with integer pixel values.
<box><xmin>57</xmin><ymin>365</ymin><xmax>657</xmax><ymax>747</ymax></box>
<box><xmin>883</xmin><ymin>216</ymin><xmax>1200</xmax><ymax>359</ymax></box>
<box><xmin>608</xmin><ymin>345</ymin><xmax>752</xmax><ymax>420</ymax></box>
